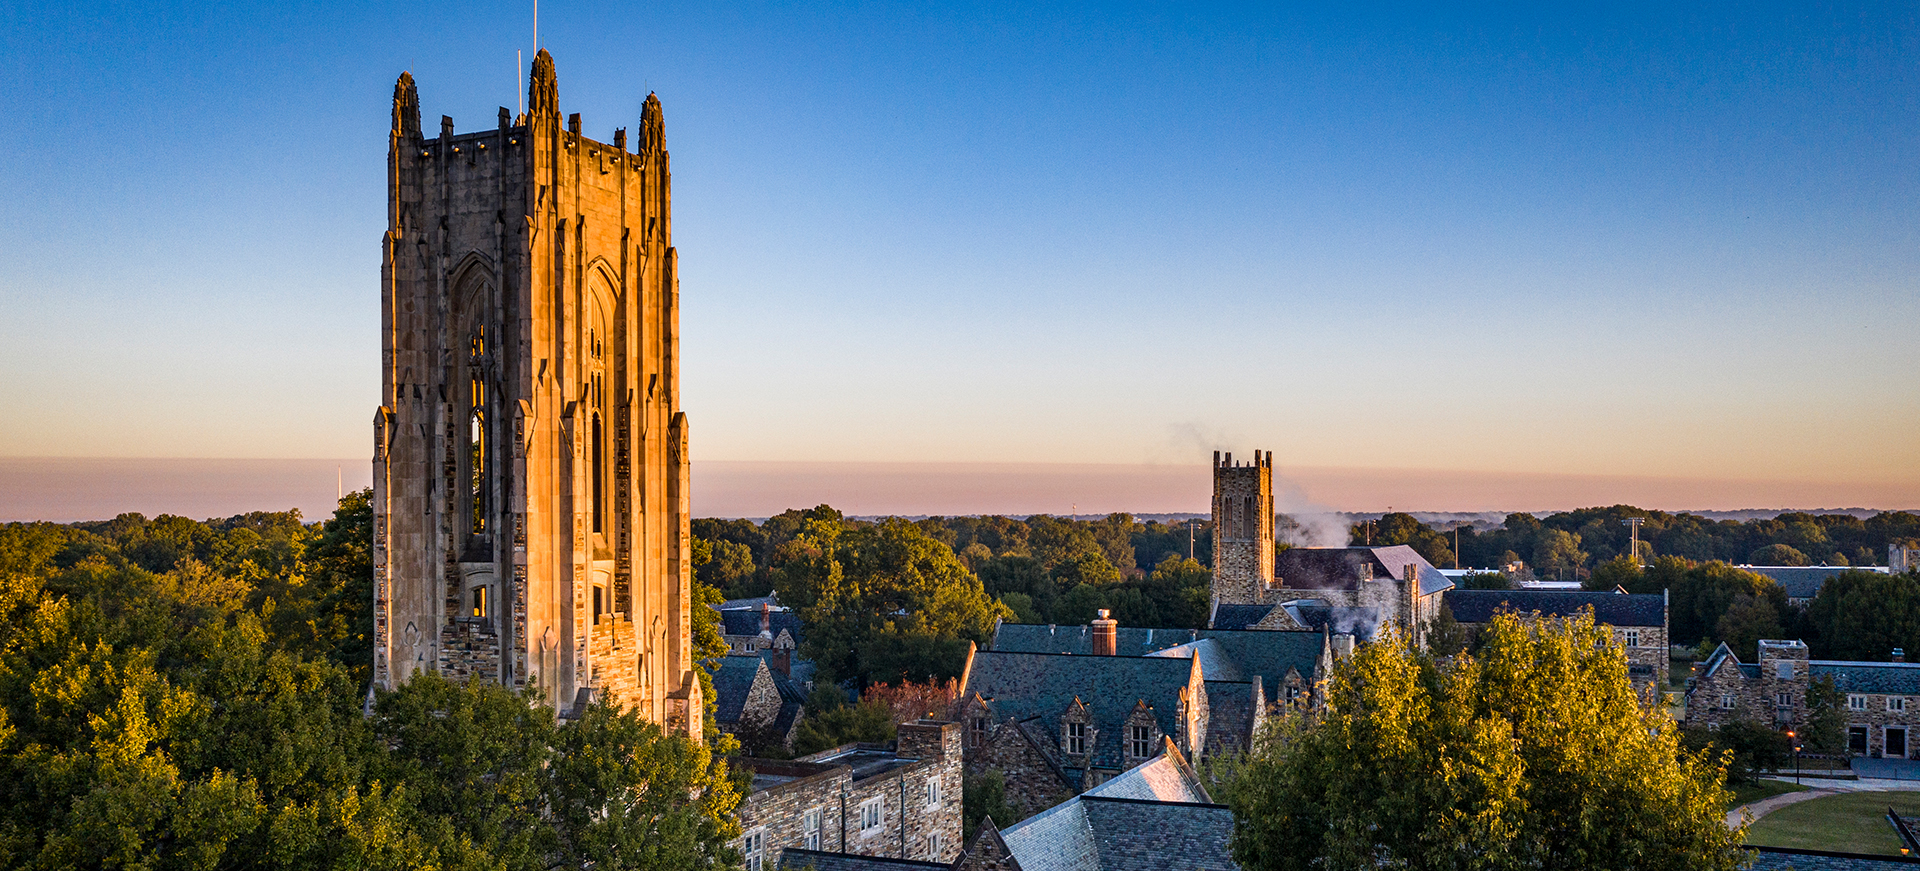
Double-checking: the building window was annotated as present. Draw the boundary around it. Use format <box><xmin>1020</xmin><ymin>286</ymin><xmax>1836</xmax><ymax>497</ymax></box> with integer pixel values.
<box><xmin>468</xmin><ymin>328</ymin><xmax>490</xmax><ymax>537</ymax></box>
<box><xmin>1851</xmin><ymin>726</ymin><xmax>1870</xmax><ymax>755</ymax></box>
<box><xmin>1624</xmin><ymin>629</ymin><xmax>1640</xmax><ymax>647</ymax></box>
<box><xmin>1892</xmin><ymin>697</ymin><xmax>1909</xmax><ymax>713</ymax></box>
<box><xmin>1776</xmin><ymin>661</ymin><xmax>1794</xmax><ymax>680</ymax></box>
<box><xmin>1776</xmin><ymin>692</ymin><xmax>1792</xmax><ymax>709</ymax></box>
<box><xmin>929</xmin><ymin>833</ymin><xmax>942</xmax><ymax>860</ymax></box>
<box><xmin>1129</xmin><ymin>725</ymin><xmax>1151</xmax><ymax>758</ymax></box>
<box><xmin>1720</xmin><ymin>694</ymin><xmax>1736</xmax><ymax>710</ymax></box>
<box><xmin>803</xmin><ymin>808</ymin><xmax>821</xmax><ymax>850</ymax></box>
<box><xmin>471</xmin><ymin>586</ymin><xmax>488</xmax><ymax>619</ymax></box>
<box><xmin>859</xmin><ymin>799</ymin><xmax>883</xmax><ymax>835</ymax></box>
<box><xmin>742</xmin><ymin>828</ymin><xmax>763</xmax><ymax>871</ymax></box>
<box><xmin>971</xmin><ymin>716</ymin><xmax>988</xmax><ymax>747</ymax></box>
<box><xmin>1067</xmin><ymin>721</ymin><xmax>1087</xmax><ymax>755</ymax></box>
<box><xmin>926</xmin><ymin>778</ymin><xmax>941</xmax><ymax>809</ymax></box>
<box><xmin>1285</xmin><ymin>685</ymin><xmax>1303</xmax><ymax>707</ymax></box>
<box><xmin>1850</xmin><ymin>695</ymin><xmax>1869</xmax><ymax>712</ymax></box>
<box><xmin>593</xmin><ymin>585</ymin><xmax>606</xmax><ymax>625</ymax></box>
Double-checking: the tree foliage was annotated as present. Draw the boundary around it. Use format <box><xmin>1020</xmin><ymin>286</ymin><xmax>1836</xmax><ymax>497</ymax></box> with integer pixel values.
<box><xmin>0</xmin><ymin>500</ymin><xmax>740</xmax><ymax>871</ymax></box>
<box><xmin>1221</xmin><ymin>613</ymin><xmax>1743</xmax><ymax>871</ymax></box>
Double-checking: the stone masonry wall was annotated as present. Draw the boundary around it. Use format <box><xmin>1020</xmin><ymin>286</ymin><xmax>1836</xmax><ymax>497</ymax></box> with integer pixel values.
<box><xmin>734</xmin><ymin>762</ymin><xmax>847</xmax><ymax>869</ymax></box>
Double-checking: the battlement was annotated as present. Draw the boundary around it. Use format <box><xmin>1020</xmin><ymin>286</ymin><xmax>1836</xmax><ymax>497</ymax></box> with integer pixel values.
<box><xmin>1213</xmin><ymin>450</ymin><xmax>1271</xmax><ymax>470</ymax></box>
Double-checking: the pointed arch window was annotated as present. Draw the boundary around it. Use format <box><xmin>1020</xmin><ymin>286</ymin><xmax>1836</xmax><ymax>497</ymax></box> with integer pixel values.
<box><xmin>589</xmin><ymin>328</ymin><xmax>606</xmax><ymax>535</ymax></box>
<box><xmin>469</xmin><ymin>327</ymin><xmax>490</xmax><ymax>537</ymax></box>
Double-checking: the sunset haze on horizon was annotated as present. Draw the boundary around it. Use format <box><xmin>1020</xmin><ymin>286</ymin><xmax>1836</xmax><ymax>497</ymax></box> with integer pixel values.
<box><xmin>2</xmin><ymin>2</ymin><xmax>1915</xmax><ymax>518</ymax></box>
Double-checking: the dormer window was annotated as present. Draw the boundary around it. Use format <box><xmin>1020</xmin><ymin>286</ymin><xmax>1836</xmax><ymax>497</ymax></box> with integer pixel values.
<box><xmin>1066</xmin><ymin>721</ymin><xmax>1087</xmax><ymax>755</ymax></box>
<box><xmin>1129</xmin><ymin>725</ymin><xmax>1150</xmax><ymax>758</ymax></box>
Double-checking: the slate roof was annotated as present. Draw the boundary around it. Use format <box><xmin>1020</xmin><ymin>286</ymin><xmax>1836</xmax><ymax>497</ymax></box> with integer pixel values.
<box><xmin>1209</xmin><ymin>603</ymin><xmax>1274</xmax><ymax>632</ymax></box>
<box><xmin>992</xmin><ymin>623</ymin><xmax>1203</xmax><ymax>657</ymax></box>
<box><xmin>1747</xmin><ymin>846</ymin><xmax>1920</xmax><ymax>870</ymax></box>
<box><xmin>1146</xmin><ymin>639</ymin><xmax>1245</xmax><ymax>681</ymax></box>
<box><xmin>963</xmin><ymin>650</ymin><xmax>1196</xmax><ymax>771</ymax></box>
<box><xmin>1001</xmin><ymin>796</ymin><xmax>1236</xmax><ymax>871</ymax></box>
<box><xmin>712</xmin><ymin>655</ymin><xmax>767</xmax><ymax>724</ymax></box>
<box><xmin>1443</xmin><ymin>589</ymin><xmax>1666</xmax><ymax>628</ymax></box>
<box><xmin>775</xmin><ymin>849</ymin><xmax>952</xmax><ymax>870</ymax></box>
<box><xmin>717</xmin><ymin>607</ymin><xmax>805</xmax><ymax>644</ymax></box>
<box><xmin>1274</xmin><ymin>545</ymin><xmax>1453</xmax><ymax>597</ymax></box>
<box><xmin>1743</xmin><ymin>566</ymin><xmax>1889</xmax><ymax>600</ymax></box>
<box><xmin>1812</xmin><ymin>661</ymin><xmax>1920</xmax><ymax>696</ymax></box>
<box><xmin>1081</xmin><ymin>745</ymin><xmax>1211</xmax><ymax>804</ymax></box>
<box><xmin>991</xmin><ymin>623</ymin><xmax>1321</xmax><ymax>689</ymax></box>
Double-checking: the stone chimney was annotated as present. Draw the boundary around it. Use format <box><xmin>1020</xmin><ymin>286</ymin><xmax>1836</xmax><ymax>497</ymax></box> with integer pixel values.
<box><xmin>1091</xmin><ymin>609</ymin><xmax>1118</xmax><ymax>656</ymax></box>
<box><xmin>758</xmin><ymin>601</ymin><xmax>772</xmax><ymax>636</ymax></box>
<box><xmin>1332</xmin><ymin>633</ymin><xmax>1355</xmax><ymax>660</ymax></box>
<box><xmin>1896</xmin><ymin>648</ymin><xmax>1907</xmax><ymax>663</ymax></box>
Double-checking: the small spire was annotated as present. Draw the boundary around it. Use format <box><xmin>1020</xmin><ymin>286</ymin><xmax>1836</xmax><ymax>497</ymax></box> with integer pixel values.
<box><xmin>392</xmin><ymin>72</ymin><xmax>421</xmax><ymax>139</ymax></box>
<box><xmin>640</xmin><ymin>92</ymin><xmax>664</xmax><ymax>154</ymax></box>
<box><xmin>529</xmin><ymin>49</ymin><xmax>558</xmax><ymax>118</ymax></box>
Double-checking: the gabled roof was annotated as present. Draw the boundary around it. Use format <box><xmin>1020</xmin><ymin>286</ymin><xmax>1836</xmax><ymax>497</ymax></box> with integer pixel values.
<box><xmin>962</xmin><ymin>650</ymin><xmax>1196</xmax><ymax>771</ymax></box>
<box><xmin>1443</xmin><ymin>589</ymin><xmax>1666</xmax><ymax>628</ymax></box>
<box><xmin>1812</xmin><ymin>661</ymin><xmax>1920</xmax><ymax>696</ymax></box>
<box><xmin>712</xmin><ymin>654</ymin><xmax>768</xmax><ymax>724</ymax></box>
<box><xmin>1083</xmin><ymin>739</ymin><xmax>1211</xmax><ymax>804</ymax></box>
<box><xmin>1275</xmin><ymin>545</ymin><xmax>1453</xmax><ymax>597</ymax></box>
<box><xmin>1200</xmin><ymin>680</ymin><xmax>1259</xmax><ymax>756</ymax></box>
<box><xmin>1146</xmin><ymin>638</ymin><xmax>1245</xmax><ymax>682</ymax></box>
<box><xmin>1001</xmin><ymin>796</ymin><xmax>1235</xmax><ymax>871</ymax></box>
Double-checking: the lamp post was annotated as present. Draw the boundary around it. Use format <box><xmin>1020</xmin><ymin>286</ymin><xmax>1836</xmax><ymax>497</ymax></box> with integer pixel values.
<box><xmin>1788</xmin><ymin>729</ymin><xmax>1802</xmax><ymax>785</ymax></box>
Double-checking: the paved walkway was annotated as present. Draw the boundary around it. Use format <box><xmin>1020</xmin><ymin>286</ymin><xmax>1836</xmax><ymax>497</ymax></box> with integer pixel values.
<box><xmin>1726</xmin><ymin>776</ymin><xmax>1920</xmax><ymax>828</ymax></box>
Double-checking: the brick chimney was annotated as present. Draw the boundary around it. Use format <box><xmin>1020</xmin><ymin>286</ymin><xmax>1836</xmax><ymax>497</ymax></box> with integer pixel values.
<box><xmin>1896</xmin><ymin>648</ymin><xmax>1907</xmax><ymax>663</ymax></box>
<box><xmin>1091</xmin><ymin>609</ymin><xmax>1118</xmax><ymax>656</ymax></box>
<box><xmin>758</xmin><ymin>601</ymin><xmax>772</xmax><ymax>635</ymax></box>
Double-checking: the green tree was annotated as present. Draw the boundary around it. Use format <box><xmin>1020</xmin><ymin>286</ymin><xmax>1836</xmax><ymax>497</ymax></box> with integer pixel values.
<box><xmin>775</xmin><ymin>512</ymin><xmax>1007</xmax><ymax>686</ymax></box>
<box><xmin>790</xmin><ymin>697</ymin><xmax>896</xmax><ymax>756</ymax></box>
<box><xmin>1668</xmin><ymin>562</ymin><xmax>1785</xmax><ymax>646</ymax></box>
<box><xmin>1804</xmin><ymin>570</ymin><xmax>1920</xmax><ymax>661</ymax></box>
<box><xmin>1532</xmin><ymin>529</ymin><xmax>1588</xmax><ymax>580</ymax></box>
<box><xmin>1221</xmin><ymin>614</ymin><xmax>1742</xmax><ymax>871</ymax></box>
<box><xmin>1713</xmin><ymin>594</ymin><xmax>1784</xmax><ymax>661</ymax></box>
<box><xmin>1748</xmin><ymin>544</ymin><xmax>1809</xmax><ymax>567</ymax></box>
<box><xmin>1804</xmin><ymin>675</ymin><xmax>1847</xmax><ymax>755</ymax></box>
<box><xmin>963</xmin><ymin>769</ymin><xmax>1018</xmax><ymax>833</ymax></box>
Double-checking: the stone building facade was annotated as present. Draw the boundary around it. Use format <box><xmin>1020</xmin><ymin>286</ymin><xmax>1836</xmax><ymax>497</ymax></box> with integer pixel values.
<box><xmin>735</xmin><ymin>721</ymin><xmax>964</xmax><ymax>869</ymax></box>
<box><xmin>1210</xmin><ymin>450</ymin><xmax>1274</xmax><ymax>607</ymax></box>
<box><xmin>1687</xmin><ymin>640</ymin><xmax>1920</xmax><ymax>758</ymax></box>
<box><xmin>372</xmin><ymin>51</ymin><xmax>699</xmax><ymax>735</ymax></box>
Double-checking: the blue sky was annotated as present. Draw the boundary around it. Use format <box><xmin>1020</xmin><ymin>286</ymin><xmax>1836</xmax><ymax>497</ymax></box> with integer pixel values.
<box><xmin>2</xmin><ymin>2</ymin><xmax>1915</xmax><ymax>508</ymax></box>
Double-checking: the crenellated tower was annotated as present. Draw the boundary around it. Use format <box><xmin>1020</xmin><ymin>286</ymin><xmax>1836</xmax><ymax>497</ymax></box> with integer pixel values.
<box><xmin>373</xmin><ymin>51</ymin><xmax>700</xmax><ymax>738</ymax></box>
<box><xmin>1210</xmin><ymin>450</ymin><xmax>1274</xmax><ymax>607</ymax></box>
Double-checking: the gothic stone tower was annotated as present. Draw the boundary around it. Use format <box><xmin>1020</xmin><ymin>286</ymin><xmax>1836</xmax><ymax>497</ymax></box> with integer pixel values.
<box><xmin>373</xmin><ymin>51</ymin><xmax>700</xmax><ymax>738</ymax></box>
<box><xmin>1211</xmin><ymin>450</ymin><xmax>1274</xmax><ymax>607</ymax></box>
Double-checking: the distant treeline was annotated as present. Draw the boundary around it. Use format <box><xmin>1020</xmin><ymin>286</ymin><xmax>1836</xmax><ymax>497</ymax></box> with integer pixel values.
<box><xmin>1346</xmin><ymin>506</ymin><xmax>1920</xmax><ymax>578</ymax></box>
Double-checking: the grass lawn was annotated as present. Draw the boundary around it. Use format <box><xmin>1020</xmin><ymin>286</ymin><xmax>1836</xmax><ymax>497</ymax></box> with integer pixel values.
<box><xmin>1744</xmin><ymin>791</ymin><xmax>1920</xmax><ymax>856</ymax></box>
<box><xmin>1728</xmin><ymin>779</ymin><xmax>1809</xmax><ymax>809</ymax></box>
